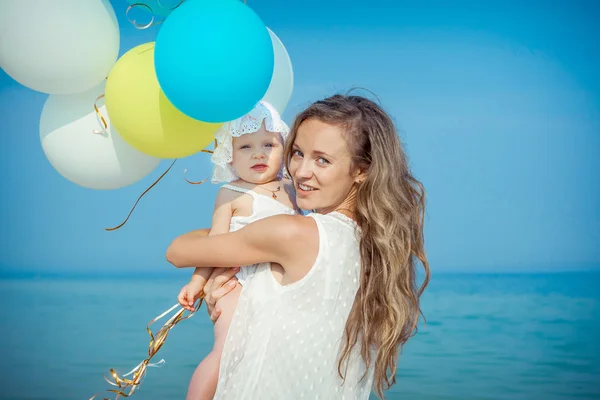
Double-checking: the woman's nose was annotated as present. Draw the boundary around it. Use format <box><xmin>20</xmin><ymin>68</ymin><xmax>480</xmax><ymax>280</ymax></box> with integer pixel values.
<box><xmin>294</xmin><ymin>161</ymin><xmax>313</xmax><ymax>178</ymax></box>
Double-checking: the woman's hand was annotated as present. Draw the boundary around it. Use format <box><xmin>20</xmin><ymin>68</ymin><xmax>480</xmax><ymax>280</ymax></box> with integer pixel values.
<box><xmin>203</xmin><ymin>267</ymin><xmax>240</xmax><ymax>322</ymax></box>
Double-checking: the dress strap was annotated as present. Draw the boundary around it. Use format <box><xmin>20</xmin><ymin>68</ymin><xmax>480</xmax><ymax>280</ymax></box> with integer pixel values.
<box><xmin>222</xmin><ymin>184</ymin><xmax>257</xmax><ymax>198</ymax></box>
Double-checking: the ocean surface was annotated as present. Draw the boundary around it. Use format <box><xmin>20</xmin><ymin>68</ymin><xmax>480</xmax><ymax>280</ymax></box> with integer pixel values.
<box><xmin>0</xmin><ymin>271</ymin><xmax>599</xmax><ymax>400</ymax></box>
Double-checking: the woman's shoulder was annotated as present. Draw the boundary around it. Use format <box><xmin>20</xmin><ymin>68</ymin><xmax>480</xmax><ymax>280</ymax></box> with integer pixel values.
<box><xmin>273</xmin><ymin>213</ymin><xmax>317</xmax><ymax>236</ymax></box>
<box><xmin>309</xmin><ymin>211</ymin><xmax>358</xmax><ymax>229</ymax></box>
<box><xmin>285</xmin><ymin>212</ymin><xmax>358</xmax><ymax>244</ymax></box>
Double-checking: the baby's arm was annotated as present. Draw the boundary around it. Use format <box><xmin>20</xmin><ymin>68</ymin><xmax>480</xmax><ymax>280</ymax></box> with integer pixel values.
<box><xmin>189</xmin><ymin>188</ymin><xmax>235</xmax><ymax>285</ymax></box>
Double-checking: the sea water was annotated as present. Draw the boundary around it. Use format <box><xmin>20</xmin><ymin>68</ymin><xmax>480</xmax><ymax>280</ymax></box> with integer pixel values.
<box><xmin>0</xmin><ymin>271</ymin><xmax>598</xmax><ymax>399</ymax></box>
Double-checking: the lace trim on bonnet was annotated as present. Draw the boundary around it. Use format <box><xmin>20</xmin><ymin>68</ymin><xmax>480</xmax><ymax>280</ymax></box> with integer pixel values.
<box><xmin>211</xmin><ymin>100</ymin><xmax>290</xmax><ymax>183</ymax></box>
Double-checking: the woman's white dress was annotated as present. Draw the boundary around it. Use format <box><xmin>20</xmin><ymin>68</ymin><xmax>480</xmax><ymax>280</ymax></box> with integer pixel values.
<box><xmin>214</xmin><ymin>211</ymin><xmax>375</xmax><ymax>399</ymax></box>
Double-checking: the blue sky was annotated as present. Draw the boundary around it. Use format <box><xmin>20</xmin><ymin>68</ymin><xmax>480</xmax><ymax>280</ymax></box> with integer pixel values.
<box><xmin>0</xmin><ymin>0</ymin><xmax>598</xmax><ymax>276</ymax></box>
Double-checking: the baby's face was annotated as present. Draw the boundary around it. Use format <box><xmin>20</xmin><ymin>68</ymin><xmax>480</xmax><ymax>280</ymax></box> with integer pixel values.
<box><xmin>230</xmin><ymin>124</ymin><xmax>284</xmax><ymax>184</ymax></box>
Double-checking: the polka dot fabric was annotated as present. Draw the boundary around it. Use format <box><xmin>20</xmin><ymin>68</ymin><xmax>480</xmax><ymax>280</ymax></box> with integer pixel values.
<box><xmin>214</xmin><ymin>212</ymin><xmax>375</xmax><ymax>399</ymax></box>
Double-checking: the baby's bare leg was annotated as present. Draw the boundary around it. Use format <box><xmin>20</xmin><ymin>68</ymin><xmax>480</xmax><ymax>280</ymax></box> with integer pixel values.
<box><xmin>185</xmin><ymin>284</ymin><xmax>242</xmax><ymax>400</ymax></box>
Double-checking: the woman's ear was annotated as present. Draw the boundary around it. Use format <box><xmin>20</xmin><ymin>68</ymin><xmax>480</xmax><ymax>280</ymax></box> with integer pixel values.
<box><xmin>353</xmin><ymin>168</ymin><xmax>367</xmax><ymax>184</ymax></box>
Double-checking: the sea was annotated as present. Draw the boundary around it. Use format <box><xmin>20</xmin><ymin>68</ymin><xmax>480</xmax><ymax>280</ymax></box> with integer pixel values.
<box><xmin>0</xmin><ymin>271</ymin><xmax>598</xmax><ymax>400</ymax></box>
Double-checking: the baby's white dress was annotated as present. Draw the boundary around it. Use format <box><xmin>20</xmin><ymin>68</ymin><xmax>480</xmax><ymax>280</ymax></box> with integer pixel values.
<box><xmin>214</xmin><ymin>211</ymin><xmax>375</xmax><ymax>399</ymax></box>
<box><xmin>221</xmin><ymin>184</ymin><xmax>299</xmax><ymax>286</ymax></box>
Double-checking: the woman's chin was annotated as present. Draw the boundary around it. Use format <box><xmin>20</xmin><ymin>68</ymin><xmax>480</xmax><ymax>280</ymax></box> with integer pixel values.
<box><xmin>296</xmin><ymin>198</ymin><xmax>315</xmax><ymax>211</ymax></box>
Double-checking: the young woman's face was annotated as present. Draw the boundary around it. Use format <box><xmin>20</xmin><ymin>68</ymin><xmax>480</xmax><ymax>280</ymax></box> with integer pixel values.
<box><xmin>289</xmin><ymin>118</ymin><xmax>361</xmax><ymax>213</ymax></box>
<box><xmin>231</xmin><ymin>124</ymin><xmax>284</xmax><ymax>184</ymax></box>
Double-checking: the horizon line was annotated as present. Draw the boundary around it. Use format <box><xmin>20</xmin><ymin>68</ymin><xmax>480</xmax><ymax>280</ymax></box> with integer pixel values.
<box><xmin>1</xmin><ymin>265</ymin><xmax>599</xmax><ymax>280</ymax></box>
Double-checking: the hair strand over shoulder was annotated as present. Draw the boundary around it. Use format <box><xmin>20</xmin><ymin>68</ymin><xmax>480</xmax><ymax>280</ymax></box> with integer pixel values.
<box><xmin>284</xmin><ymin>92</ymin><xmax>431</xmax><ymax>399</ymax></box>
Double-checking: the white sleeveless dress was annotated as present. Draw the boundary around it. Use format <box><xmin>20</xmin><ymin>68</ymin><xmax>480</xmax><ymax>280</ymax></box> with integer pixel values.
<box><xmin>221</xmin><ymin>184</ymin><xmax>299</xmax><ymax>286</ymax></box>
<box><xmin>214</xmin><ymin>211</ymin><xmax>375</xmax><ymax>399</ymax></box>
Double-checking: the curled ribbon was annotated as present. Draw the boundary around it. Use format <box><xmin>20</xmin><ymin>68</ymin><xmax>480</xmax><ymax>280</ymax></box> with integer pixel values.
<box><xmin>183</xmin><ymin>139</ymin><xmax>218</xmax><ymax>185</ymax></box>
<box><xmin>183</xmin><ymin>169</ymin><xmax>209</xmax><ymax>185</ymax></box>
<box><xmin>126</xmin><ymin>3</ymin><xmax>157</xmax><ymax>29</ymax></box>
<box><xmin>156</xmin><ymin>0</ymin><xmax>186</xmax><ymax>11</ymax></box>
<box><xmin>90</xmin><ymin>300</ymin><xmax>202</xmax><ymax>399</ymax></box>
<box><xmin>92</xmin><ymin>94</ymin><xmax>108</xmax><ymax>135</ymax></box>
<box><xmin>126</xmin><ymin>1</ymin><xmax>184</xmax><ymax>30</ymax></box>
<box><xmin>200</xmin><ymin>139</ymin><xmax>218</xmax><ymax>155</ymax></box>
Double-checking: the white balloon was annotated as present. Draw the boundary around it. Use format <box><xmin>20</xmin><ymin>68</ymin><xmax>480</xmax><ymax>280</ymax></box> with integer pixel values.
<box><xmin>40</xmin><ymin>82</ymin><xmax>161</xmax><ymax>190</ymax></box>
<box><xmin>0</xmin><ymin>0</ymin><xmax>120</xmax><ymax>95</ymax></box>
<box><xmin>263</xmin><ymin>28</ymin><xmax>294</xmax><ymax>115</ymax></box>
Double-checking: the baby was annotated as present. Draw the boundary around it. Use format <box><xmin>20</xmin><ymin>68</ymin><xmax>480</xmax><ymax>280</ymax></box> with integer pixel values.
<box><xmin>177</xmin><ymin>100</ymin><xmax>299</xmax><ymax>399</ymax></box>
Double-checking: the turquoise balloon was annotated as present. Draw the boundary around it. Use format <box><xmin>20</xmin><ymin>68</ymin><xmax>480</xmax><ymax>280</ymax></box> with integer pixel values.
<box><xmin>125</xmin><ymin>0</ymin><xmax>182</xmax><ymax>18</ymax></box>
<box><xmin>154</xmin><ymin>0</ymin><xmax>274</xmax><ymax>123</ymax></box>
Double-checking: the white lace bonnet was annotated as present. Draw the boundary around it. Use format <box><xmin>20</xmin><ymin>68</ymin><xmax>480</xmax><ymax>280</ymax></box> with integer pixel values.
<box><xmin>210</xmin><ymin>100</ymin><xmax>290</xmax><ymax>183</ymax></box>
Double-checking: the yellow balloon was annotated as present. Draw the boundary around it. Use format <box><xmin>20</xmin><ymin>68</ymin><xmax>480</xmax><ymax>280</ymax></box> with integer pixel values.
<box><xmin>105</xmin><ymin>42</ymin><xmax>221</xmax><ymax>158</ymax></box>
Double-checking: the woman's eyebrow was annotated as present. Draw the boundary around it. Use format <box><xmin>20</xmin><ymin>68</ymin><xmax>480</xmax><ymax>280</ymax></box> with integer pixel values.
<box><xmin>313</xmin><ymin>149</ymin><xmax>335</xmax><ymax>159</ymax></box>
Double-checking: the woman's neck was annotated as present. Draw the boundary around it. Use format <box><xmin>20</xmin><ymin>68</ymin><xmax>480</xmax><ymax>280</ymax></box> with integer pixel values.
<box><xmin>316</xmin><ymin>190</ymin><xmax>357</xmax><ymax>220</ymax></box>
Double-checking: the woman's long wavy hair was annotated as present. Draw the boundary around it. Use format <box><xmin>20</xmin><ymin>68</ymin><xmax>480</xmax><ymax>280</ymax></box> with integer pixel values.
<box><xmin>284</xmin><ymin>93</ymin><xmax>431</xmax><ymax>399</ymax></box>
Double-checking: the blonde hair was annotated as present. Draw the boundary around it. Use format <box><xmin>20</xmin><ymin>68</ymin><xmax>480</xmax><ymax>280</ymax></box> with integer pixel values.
<box><xmin>284</xmin><ymin>93</ymin><xmax>430</xmax><ymax>399</ymax></box>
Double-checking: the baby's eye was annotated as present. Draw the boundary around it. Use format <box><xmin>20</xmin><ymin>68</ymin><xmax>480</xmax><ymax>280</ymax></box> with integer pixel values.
<box><xmin>265</xmin><ymin>143</ymin><xmax>275</xmax><ymax>148</ymax></box>
<box><xmin>317</xmin><ymin>157</ymin><xmax>330</xmax><ymax>165</ymax></box>
<box><xmin>240</xmin><ymin>145</ymin><xmax>250</xmax><ymax>149</ymax></box>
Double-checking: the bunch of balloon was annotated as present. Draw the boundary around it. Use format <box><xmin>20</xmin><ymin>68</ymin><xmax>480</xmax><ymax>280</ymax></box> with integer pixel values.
<box><xmin>129</xmin><ymin>0</ymin><xmax>294</xmax><ymax>118</ymax></box>
<box><xmin>0</xmin><ymin>0</ymin><xmax>163</xmax><ymax>190</ymax></box>
<box><xmin>105</xmin><ymin>0</ymin><xmax>295</xmax><ymax>183</ymax></box>
<box><xmin>104</xmin><ymin>0</ymin><xmax>295</xmax><ymax>162</ymax></box>
<box><xmin>1</xmin><ymin>0</ymin><xmax>294</xmax><ymax>190</ymax></box>
<box><xmin>104</xmin><ymin>42</ymin><xmax>222</xmax><ymax>160</ymax></box>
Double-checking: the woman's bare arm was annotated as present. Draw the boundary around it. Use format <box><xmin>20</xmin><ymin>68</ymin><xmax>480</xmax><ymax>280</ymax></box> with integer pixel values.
<box><xmin>166</xmin><ymin>214</ymin><xmax>318</xmax><ymax>273</ymax></box>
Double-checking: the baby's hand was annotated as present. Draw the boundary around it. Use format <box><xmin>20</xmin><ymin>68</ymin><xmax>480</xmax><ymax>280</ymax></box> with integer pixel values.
<box><xmin>177</xmin><ymin>278</ymin><xmax>205</xmax><ymax>312</ymax></box>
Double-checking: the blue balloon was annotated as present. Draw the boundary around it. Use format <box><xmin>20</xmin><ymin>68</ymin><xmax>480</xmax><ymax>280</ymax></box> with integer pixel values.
<box><xmin>154</xmin><ymin>0</ymin><xmax>275</xmax><ymax>123</ymax></box>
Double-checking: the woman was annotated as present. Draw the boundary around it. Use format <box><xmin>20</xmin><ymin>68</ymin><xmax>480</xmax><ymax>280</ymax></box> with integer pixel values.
<box><xmin>166</xmin><ymin>94</ymin><xmax>430</xmax><ymax>399</ymax></box>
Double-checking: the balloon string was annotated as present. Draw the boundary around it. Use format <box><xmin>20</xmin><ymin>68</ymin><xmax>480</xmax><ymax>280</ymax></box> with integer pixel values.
<box><xmin>89</xmin><ymin>300</ymin><xmax>202</xmax><ymax>399</ymax></box>
<box><xmin>156</xmin><ymin>0</ymin><xmax>185</xmax><ymax>10</ymax></box>
<box><xmin>92</xmin><ymin>94</ymin><xmax>108</xmax><ymax>135</ymax></box>
<box><xmin>200</xmin><ymin>139</ymin><xmax>218</xmax><ymax>155</ymax></box>
<box><xmin>184</xmin><ymin>139</ymin><xmax>218</xmax><ymax>185</ymax></box>
<box><xmin>105</xmin><ymin>139</ymin><xmax>217</xmax><ymax>231</ymax></box>
<box><xmin>183</xmin><ymin>171</ymin><xmax>209</xmax><ymax>185</ymax></box>
<box><xmin>105</xmin><ymin>159</ymin><xmax>178</xmax><ymax>231</ymax></box>
<box><xmin>126</xmin><ymin>3</ymin><xmax>156</xmax><ymax>29</ymax></box>
<box><xmin>126</xmin><ymin>1</ymin><xmax>185</xmax><ymax>30</ymax></box>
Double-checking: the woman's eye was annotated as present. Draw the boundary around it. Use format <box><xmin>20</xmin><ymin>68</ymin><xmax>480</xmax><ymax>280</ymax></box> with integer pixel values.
<box><xmin>317</xmin><ymin>157</ymin><xmax>330</xmax><ymax>165</ymax></box>
<box><xmin>292</xmin><ymin>149</ymin><xmax>303</xmax><ymax>157</ymax></box>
